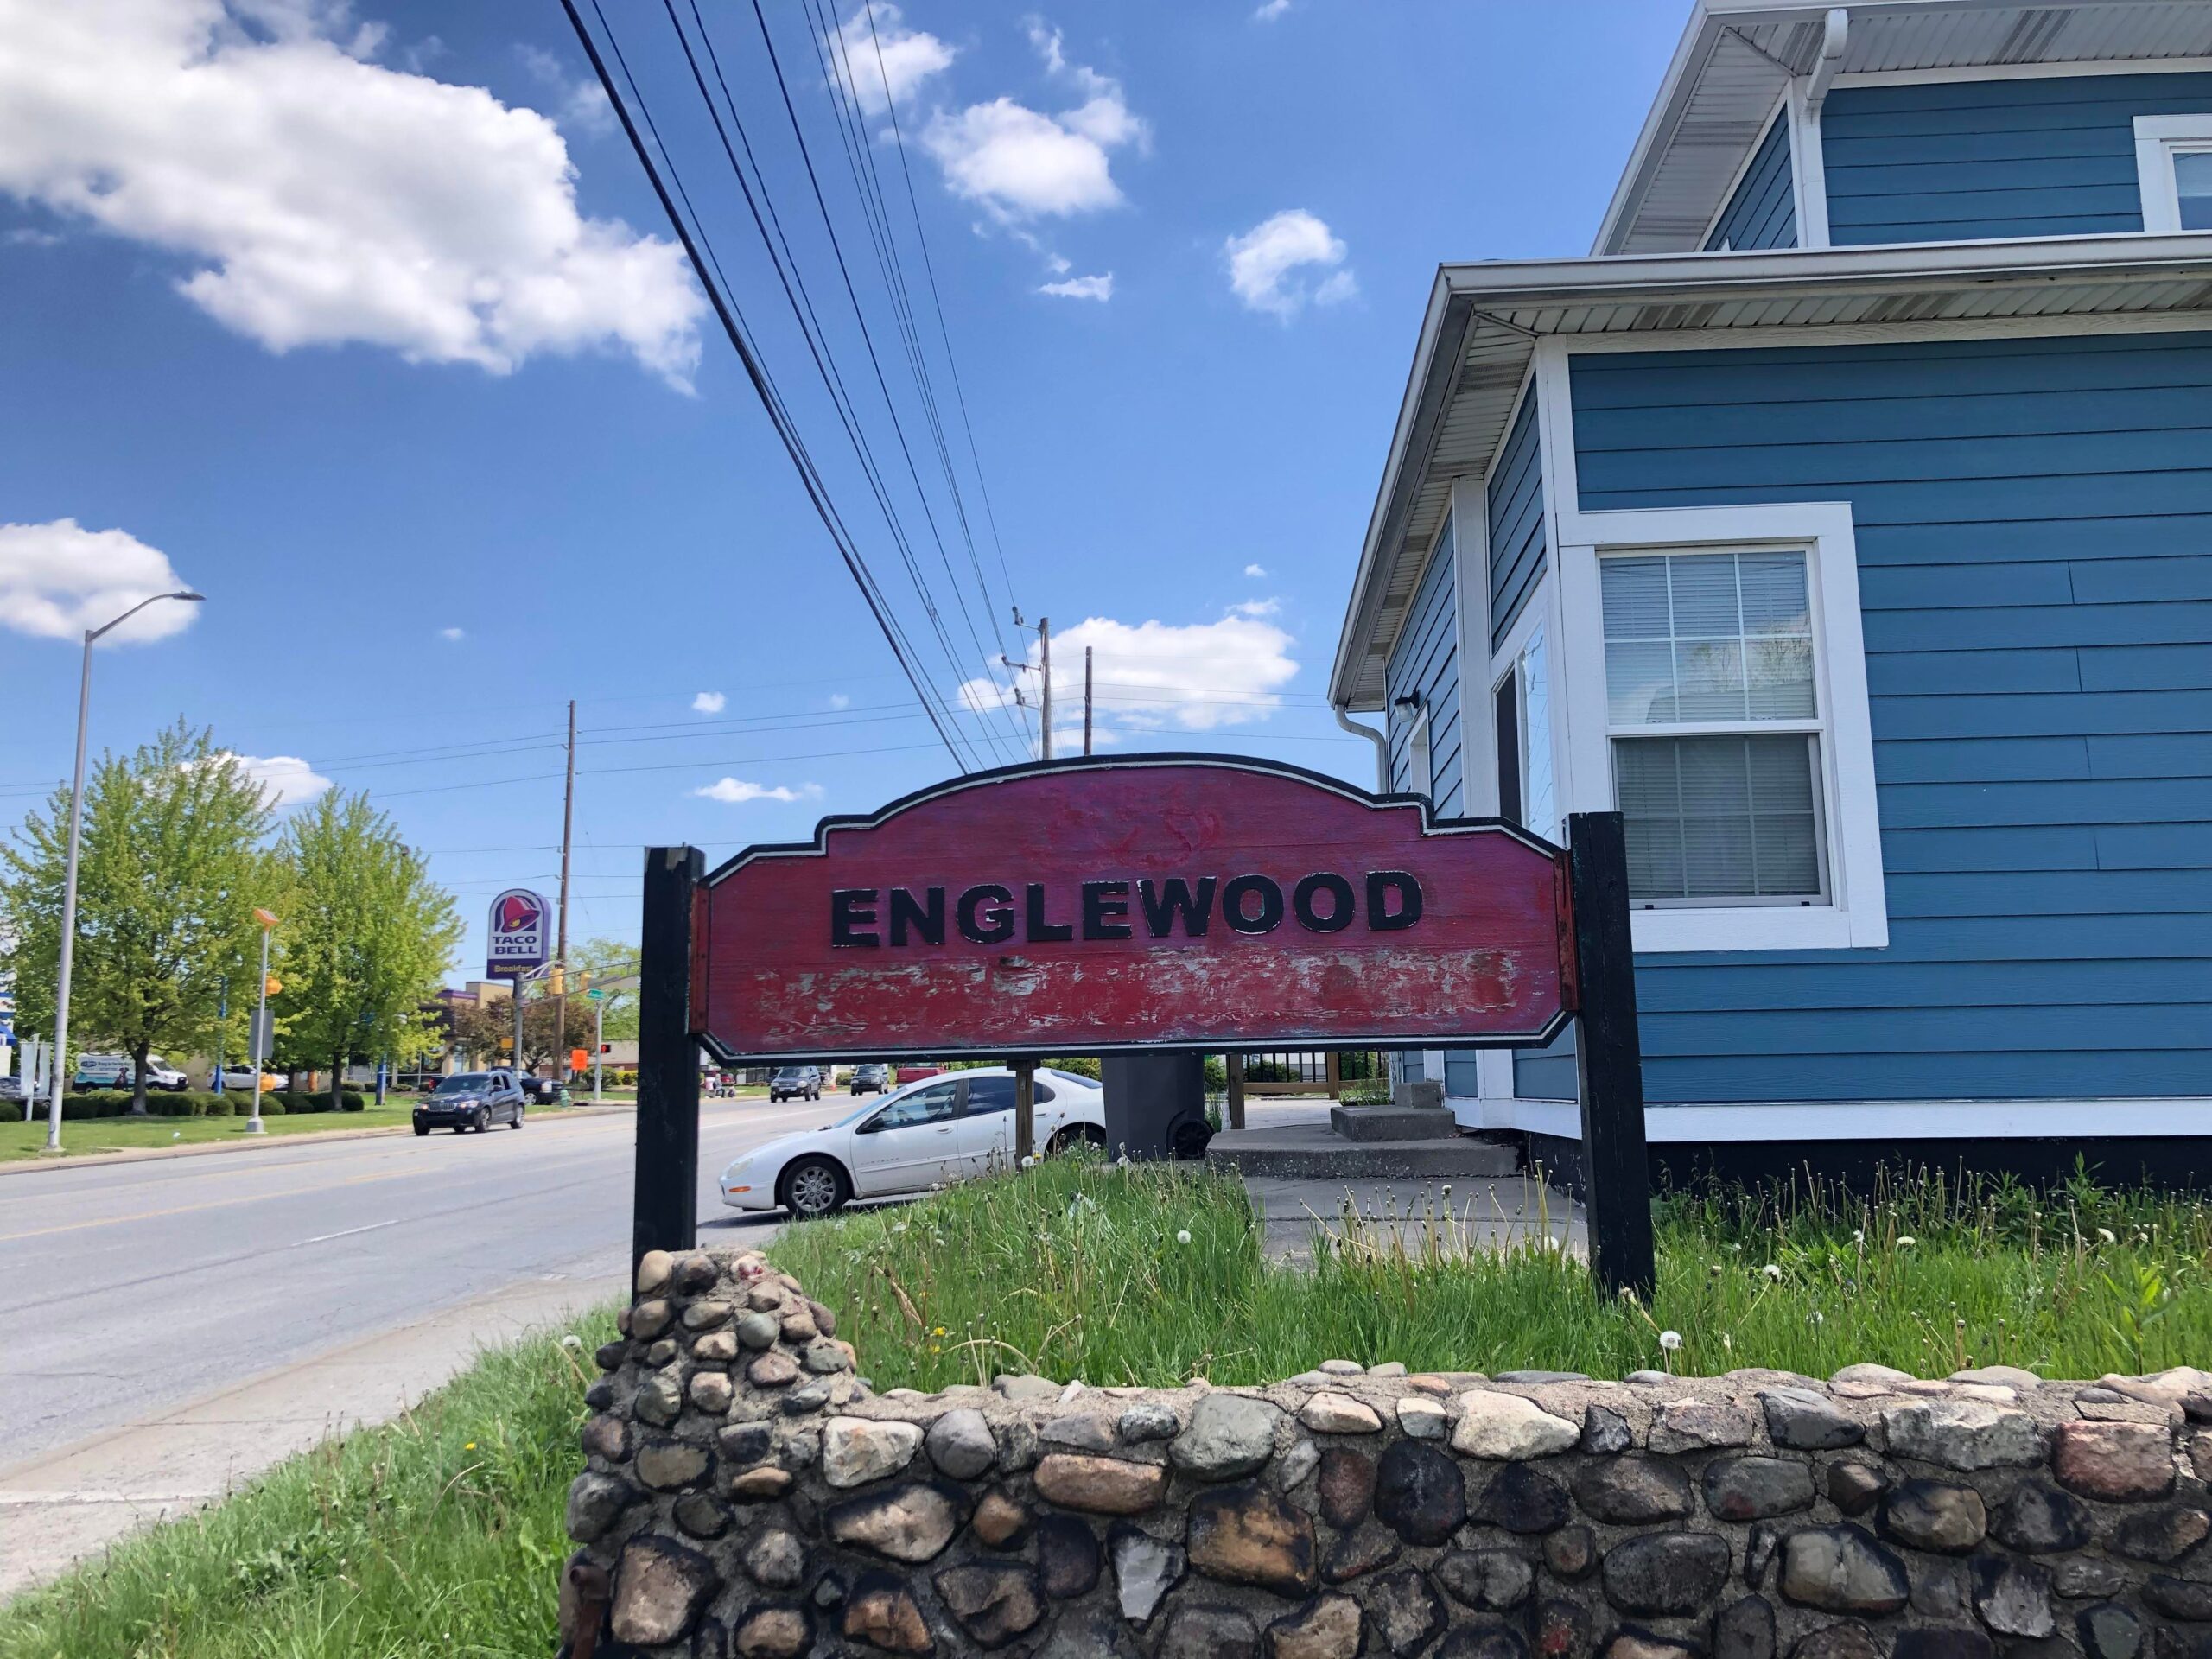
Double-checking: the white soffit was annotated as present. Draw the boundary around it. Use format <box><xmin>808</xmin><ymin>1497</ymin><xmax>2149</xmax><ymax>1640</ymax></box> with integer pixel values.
<box><xmin>1601</xmin><ymin>0</ymin><xmax>2212</xmax><ymax>257</ymax></box>
<box><xmin>1332</xmin><ymin>234</ymin><xmax>2212</xmax><ymax>709</ymax></box>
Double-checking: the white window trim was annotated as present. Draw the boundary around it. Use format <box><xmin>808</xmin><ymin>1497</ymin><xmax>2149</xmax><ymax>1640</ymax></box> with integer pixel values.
<box><xmin>1402</xmin><ymin>702</ymin><xmax>1433</xmax><ymax>798</ymax></box>
<box><xmin>2135</xmin><ymin>114</ymin><xmax>2212</xmax><ymax>234</ymax></box>
<box><xmin>1554</xmin><ymin>501</ymin><xmax>1886</xmax><ymax>953</ymax></box>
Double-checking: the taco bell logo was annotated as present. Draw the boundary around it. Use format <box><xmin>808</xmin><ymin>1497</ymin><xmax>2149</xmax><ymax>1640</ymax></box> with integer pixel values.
<box><xmin>487</xmin><ymin>887</ymin><xmax>550</xmax><ymax>976</ymax></box>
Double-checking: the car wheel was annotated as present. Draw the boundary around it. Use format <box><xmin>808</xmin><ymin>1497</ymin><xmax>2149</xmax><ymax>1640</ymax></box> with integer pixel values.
<box><xmin>1048</xmin><ymin>1123</ymin><xmax>1108</xmax><ymax>1156</ymax></box>
<box><xmin>510</xmin><ymin>1108</ymin><xmax>524</xmax><ymax>1129</ymax></box>
<box><xmin>779</xmin><ymin>1157</ymin><xmax>848</xmax><ymax>1220</ymax></box>
<box><xmin>474</xmin><ymin>1109</ymin><xmax>489</xmax><ymax>1133</ymax></box>
<box><xmin>414</xmin><ymin>1124</ymin><xmax>430</xmax><ymax>1136</ymax></box>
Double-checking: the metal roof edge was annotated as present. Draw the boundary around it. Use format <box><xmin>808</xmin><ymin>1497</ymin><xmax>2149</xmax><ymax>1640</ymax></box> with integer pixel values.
<box><xmin>1327</xmin><ymin>270</ymin><xmax>1459</xmax><ymax>709</ymax></box>
<box><xmin>1452</xmin><ymin>231</ymin><xmax>2212</xmax><ymax>308</ymax></box>
<box><xmin>1591</xmin><ymin>0</ymin><xmax>1719</xmax><ymax>257</ymax></box>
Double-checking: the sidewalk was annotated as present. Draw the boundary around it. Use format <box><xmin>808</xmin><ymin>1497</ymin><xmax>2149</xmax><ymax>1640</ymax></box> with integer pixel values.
<box><xmin>0</xmin><ymin>1268</ymin><xmax>621</xmax><ymax>1599</ymax></box>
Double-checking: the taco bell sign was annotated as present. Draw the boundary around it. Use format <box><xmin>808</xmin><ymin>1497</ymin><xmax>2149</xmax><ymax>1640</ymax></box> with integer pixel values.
<box><xmin>487</xmin><ymin>888</ymin><xmax>550</xmax><ymax>978</ymax></box>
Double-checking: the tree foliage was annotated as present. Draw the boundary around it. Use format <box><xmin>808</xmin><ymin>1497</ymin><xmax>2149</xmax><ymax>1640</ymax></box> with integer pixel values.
<box><xmin>273</xmin><ymin>791</ymin><xmax>460</xmax><ymax>1105</ymax></box>
<box><xmin>0</xmin><ymin>722</ymin><xmax>274</xmax><ymax>1110</ymax></box>
<box><xmin>448</xmin><ymin>988</ymin><xmax>594</xmax><ymax>1071</ymax></box>
<box><xmin>563</xmin><ymin>936</ymin><xmax>639</xmax><ymax>1043</ymax></box>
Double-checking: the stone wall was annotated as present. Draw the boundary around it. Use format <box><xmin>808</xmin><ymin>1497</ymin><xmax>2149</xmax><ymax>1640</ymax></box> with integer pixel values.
<box><xmin>560</xmin><ymin>1246</ymin><xmax>2212</xmax><ymax>1659</ymax></box>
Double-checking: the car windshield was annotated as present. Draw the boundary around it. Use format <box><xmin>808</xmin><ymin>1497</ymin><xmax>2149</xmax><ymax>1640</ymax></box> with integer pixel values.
<box><xmin>435</xmin><ymin>1074</ymin><xmax>492</xmax><ymax>1095</ymax></box>
<box><xmin>772</xmin><ymin>1068</ymin><xmax>810</xmax><ymax>1082</ymax></box>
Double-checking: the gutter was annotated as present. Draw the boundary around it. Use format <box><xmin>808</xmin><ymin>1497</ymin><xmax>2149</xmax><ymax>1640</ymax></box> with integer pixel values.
<box><xmin>1333</xmin><ymin>704</ymin><xmax>1389</xmax><ymax>793</ymax></box>
<box><xmin>1806</xmin><ymin>7</ymin><xmax>1849</xmax><ymax>118</ymax></box>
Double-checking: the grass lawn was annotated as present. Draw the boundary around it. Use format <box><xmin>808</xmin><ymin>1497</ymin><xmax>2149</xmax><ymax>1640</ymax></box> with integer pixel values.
<box><xmin>0</xmin><ymin>1312</ymin><xmax>614</xmax><ymax>1659</ymax></box>
<box><xmin>771</xmin><ymin>1155</ymin><xmax>2212</xmax><ymax>1388</ymax></box>
<box><xmin>0</xmin><ymin>1097</ymin><xmax>606</xmax><ymax>1164</ymax></box>
<box><xmin>5</xmin><ymin>1158</ymin><xmax>2206</xmax><ymax>1654</ymax></box>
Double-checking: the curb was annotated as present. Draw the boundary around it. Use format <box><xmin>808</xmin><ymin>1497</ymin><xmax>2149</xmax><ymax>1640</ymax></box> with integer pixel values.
<box><xmin>0</xmin><ymin>1103</ymin><xmax>637</xmax><ymax>1178</ymax></box>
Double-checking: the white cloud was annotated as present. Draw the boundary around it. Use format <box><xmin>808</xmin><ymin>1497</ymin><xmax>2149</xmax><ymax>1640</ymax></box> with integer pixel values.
<box><xmin>691</xmin><ymin>690</ymin><xmax>727</xmax><ymax>715</ymax></box>
<box><xmin>0</xmin><ymin>518</ymin><xmax>200</xmax><ymax>645</ymax></box>
<box><xmin>516</xmin><ymin>42</ymin><xmax>613</xmax><ymax>136</ymax></box>
<box><xmin>1224</xmin><ymin>209</ymin><xmax>1357</xmax><ymax>320</ymax></box>
<box><xmin>958</xmin><ymin>606</ymin><xmax>1298</xmax><ymax>736</ymax></box>
<box><xmin>921</xmin><ymin>22</ymin><xmax>1145</xmax><ymax>223</ymax></box>
<box><xmin>0</xmin><ymin>0</ymin><xmax>704</xmax><ymax>385</ymax></box>
<box><xmin>1230</xmin><ymin>597</ymin><xmax>1281</xmax><ymax>618</ymax></box>
<box><xmin>1039</xmin><ymin>272</ymin><xmax>1112</xmax><ymax>302</ymax></box>
<box><xmin>1253</xmin><ymin>0</ymin><xmax>1292</xmax><ymax>19</ymax></box>
<box><xmin>219</xmin><ymin>752</ymin><xmax>333</xmax><ymax>809</ymax></box>
<box><xmin>827</xmin><ymin>692</ymin><xmax>851</xmax><ymax>710</ymax></box>
<box><xmin>824</xmin><ymin>3</ymin><xmax>956</xmax><ymax>118</ymax></box>
<box><xmin>1243</xmin><ymin>563</ymin><xmax>1268</xmax><ymax>578</ymax></box>
<box><xmin>439</xmin><ymin>626</ymin><xmax>466</xmax><ymax>641</ymax></box>
<box><xmin>695</xmin><ymin>778</ymin><xmax>824</xmax><ymax>804</ymax></box>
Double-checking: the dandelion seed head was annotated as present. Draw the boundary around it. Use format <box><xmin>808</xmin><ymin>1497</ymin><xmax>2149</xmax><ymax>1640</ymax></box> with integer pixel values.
<box><xmin>1658</xmin><ymin>1331</ymin><xmax>1683</xmax><ymax>1351</ymax></box>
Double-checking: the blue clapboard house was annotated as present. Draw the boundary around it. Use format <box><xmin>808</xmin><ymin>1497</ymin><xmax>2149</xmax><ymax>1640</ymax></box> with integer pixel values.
<box><xmin>1330</xmin><ymin>0</ymin><xmax>2212</xmax><ymax>1181</ymax></box>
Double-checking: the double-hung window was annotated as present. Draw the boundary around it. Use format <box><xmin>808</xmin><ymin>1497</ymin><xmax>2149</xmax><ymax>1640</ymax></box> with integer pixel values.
<box><xmin>2135</xmin><ymin>116</ymin><xmax>2212</xmax><ymax>233</ymax></box>
<box><xmin>1600</xmin><ymin>548</ymin><xmax>1825</xmax><ymax>906</ymax></box>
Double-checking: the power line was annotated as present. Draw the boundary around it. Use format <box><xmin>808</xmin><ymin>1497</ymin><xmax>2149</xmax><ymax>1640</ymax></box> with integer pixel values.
<box><xmin>562</xmin><ymin>0</ymin><xmax>972</xmax><ymax>772</ymax></box>
<box><xmin>662</xmin><ymin>0</ymin><xmax>1020</xmax><ymax>763</ymax></box>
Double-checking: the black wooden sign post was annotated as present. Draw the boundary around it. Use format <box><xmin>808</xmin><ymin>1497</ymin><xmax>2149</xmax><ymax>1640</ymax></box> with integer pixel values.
<box><xmin>1567</xmin><ymin>811</ymin><xmax>1657</xmax><ymax>1300</ymax></box>
<box><xmin>633</xmin><ymin>845</ymin><xmax>702</xmax><ymax>1281</ymax></box>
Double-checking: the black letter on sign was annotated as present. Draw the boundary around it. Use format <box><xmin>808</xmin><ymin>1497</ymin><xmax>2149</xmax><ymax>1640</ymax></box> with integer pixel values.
<box><xmin>1222</xmin><ymin>874</ymin><xmax>1284</xmax><ymax>935</ymax></box>
<box><xmin>1366</xmin><ymin>871</ymin><xmax>1423</xmax><ymax>931</ymax></box>
<box><xmin>1138</xmin><ymin>876</ymin><xmax>1217</xmax><ymax>938</ymax></box>
<box><xmin>1025</xmin><ymin>882</ymin><xmax>1074</xmax><ymax>943</ymax></box>
<box><xmin>1292</xmin><ymin>873</ymin><xmax>1356</xmax><ymax>933</ymax></box>
<box><xmin>1082</xmin><ymin>880</ymin><xmax>1133</xmax><ymax>941</ymax></box>
<box><xmin>957</xmin><ymin>884</ymin><xmax>1015</xmax><ymax>944</ymax></box>
<box><xmin>890</xmin><ymin>887</ymin><xmax>944</xmax><ymax>946</ymax></box>
<box><xmin>831</xmin><ymin>888</ymin><xmax>880</xmax><ymax>947</ymax></box>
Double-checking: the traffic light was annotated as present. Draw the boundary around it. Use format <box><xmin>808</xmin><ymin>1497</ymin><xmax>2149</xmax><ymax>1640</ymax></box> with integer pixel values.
<box><xmin>499</xmin><ymin>1038</ymin><xmax>513</xmax><ymax>1052</ymax></box>
<box><xmin>549</xmin><ymin>965</ymin><xmax>565</xmax><ymax>995</ymax></box>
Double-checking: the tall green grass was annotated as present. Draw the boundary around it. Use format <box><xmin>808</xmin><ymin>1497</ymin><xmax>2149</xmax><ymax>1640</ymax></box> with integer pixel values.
<box><xmin>0</xmin><ymin>1314</ymin><xmax>613</xmax><ymax>1659</ymax></box>
<box><xmin>770</xmin><ymin>1156</ymin><xmax>2212</xmax><ymax>1388</ymax></box>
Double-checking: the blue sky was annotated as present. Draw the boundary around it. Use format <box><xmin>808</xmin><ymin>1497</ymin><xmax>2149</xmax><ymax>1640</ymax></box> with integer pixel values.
<box><xmin>0</xmin><ymin>0</ymin><xmax>1679</xmax><ymax>976</ymax></box>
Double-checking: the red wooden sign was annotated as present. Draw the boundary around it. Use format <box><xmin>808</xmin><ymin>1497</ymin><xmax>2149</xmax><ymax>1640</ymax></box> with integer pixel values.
<box><xmin>690</xmin><ymin>757</ymin><xmax>1576</xmax><ymax>1061</ymax></box>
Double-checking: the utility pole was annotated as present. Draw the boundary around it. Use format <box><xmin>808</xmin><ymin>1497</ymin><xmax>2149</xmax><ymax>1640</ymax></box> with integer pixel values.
<box><xmin>1039</xmin><ymin>617</ymin><xmax>1052</xmax><ymax>760</ymax></box>
<box><xmin>555</xmin><ymin>698</ymin><xmax>575</xmax><ymax>1086</ymax></box>
<box><xmin>1083</xmin><ymin>646</ymin><xmax>1094</xmax><ymax>757</ymax></box>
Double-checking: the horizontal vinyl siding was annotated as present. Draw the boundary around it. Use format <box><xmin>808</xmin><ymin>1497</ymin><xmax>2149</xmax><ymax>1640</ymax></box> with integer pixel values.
<box><xmin>1571</xmin><ymin>330</ymin><xmax>2212</xmax><ymax>1108</ymax></box>
<box><xmin>1706</xmin><ymin>110</ymin><xmax>1797</xmax><ymax>251</ymax></box>
<box><xmin>1821</xmin><ymin>72</ymin><xmax>2212</xmax><ymax>245</ymax></box>
<box><xmin>1386</xmin><ymin>518</ymin><xmax>1464</xmax><ymax>814</ymax></box>
<box><xmin>1487</xmin><ymin>395</ymin><xmax>1547</xmax><ymax>652</ymax></box>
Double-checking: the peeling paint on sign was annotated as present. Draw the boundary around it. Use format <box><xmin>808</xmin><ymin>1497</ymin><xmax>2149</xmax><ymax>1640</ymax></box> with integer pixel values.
<box><xmin>694</xmin><ymin>757</ymin><xmax>1572</xmax><ymax>1061</ymax></box>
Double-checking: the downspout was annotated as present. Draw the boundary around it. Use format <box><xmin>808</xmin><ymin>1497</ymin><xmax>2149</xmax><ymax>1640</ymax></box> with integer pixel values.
<box><xmin>1334</xmin><ymin>702</ymin><xmax>1390</xmax><ymax>794</ymax></box>
<box><xmin>1806</xmin><ymin>8</ymin><xmax>1848</xmax><ymax>119</ymax></box>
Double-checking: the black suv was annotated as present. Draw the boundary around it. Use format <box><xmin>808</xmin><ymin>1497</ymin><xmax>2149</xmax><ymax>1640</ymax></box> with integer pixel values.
<box><xmin>414</xmin><ymin>1071</ymin><xmax>528</xmax><ymax>1134</ymax></box>
<box><xmin>769</xmin><ymin>1065</ymin><xmax>823</xmax><ymax>1102</ymax></box>
<box><xmin>849</xmin><ymin>1063</ymin><xmax>890</xmax><ymax>1096</ymax></box>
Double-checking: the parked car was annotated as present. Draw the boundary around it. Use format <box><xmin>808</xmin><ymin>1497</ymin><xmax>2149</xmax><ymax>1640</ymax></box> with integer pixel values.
<box><xmin>210</xmin><ymin>1065</ymin><xmax>282</xmax><ymax>1093</ymax></box>
<box><xmin>894</xmin><ymin>1064</ymin><xmax>942</xmax><ymax>1085</ymax></box>
<box><xmin>412</xmin><ymin>1070</ymin><xmax>527</xmax><ymax>1134</ymax></box>
<box><xmin>0</xmin><ymin>1074</ymin><xmax>25</xmax><ymax>1108</ymax></box>
<box><xmin>518</xmin><ymin>1075</ymin><xmax>565</xmax><ymax>1105</ymax></box>
<box><xmin>721</xmin><ymin>1065</ymin><xmax>1106</xmax><ymax>1219</ymax></box>
<box><xmin>849</xmin><ymin>1063</ymin><xmax>890</xmax><ymax>1096</ymax></box>
<box><xmin>769</xmin><ymin>1065</ymin><xmax>823</xmax><ymax>1103</ymax></box>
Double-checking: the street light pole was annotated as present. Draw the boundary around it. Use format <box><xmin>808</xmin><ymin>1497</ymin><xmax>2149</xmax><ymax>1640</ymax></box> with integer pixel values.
<box><xmin>46</xmin><ymin>588</ymin><xmax>205</xmax><ymax>1153</ymax></box>
<box><xmin>246</xmin><ymin>908</ymin><xmax>276</xmax><ymax>1135</ymax></box>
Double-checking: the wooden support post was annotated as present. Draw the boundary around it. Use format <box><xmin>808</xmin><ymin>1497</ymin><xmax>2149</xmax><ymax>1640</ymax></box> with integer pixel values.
<box><xmin>1226</xmin><ymin>1052</ymin><xmax>1247</xmax><ymax>1130</ymax></box>
<box><xmin>1013</xmin><ymin>1058</ymin><xmax>1036</xmax><ymax>1163</ymax></box>
<box><xmin>1325</xmin><ymin>1050</ymin><xmax>1343</xmax><ymax>1101</ymax></box>
<box><xmin>1567</xmin><ymin>810</ymin><xmax>1656</xmax><ymax>1300</ymax></box>
<box><xmin>633</xmin><ymin>845</ymin><xmax>702</xmax><ymax>1286</ymax></box>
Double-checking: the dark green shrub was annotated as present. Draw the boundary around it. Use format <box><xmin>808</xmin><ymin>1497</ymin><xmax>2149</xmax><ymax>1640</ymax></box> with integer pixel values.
<box><xmin>280</xmin><ymin>1091</ymin><xmax>334</xmax><ymax>1114</ymax></box>
<box><xmin>256</xmin><ymin>1096</ymin><xmax>287</xmax><ymax>1116</ymax></box>
<box><xmin>340</xmin><ymin>1092</ymin><xmax>365</xmax><ymax>1113</ymax></box>
<box><xmin>192</xmin><ymin>1092</ymin><xmax>235</xmax><ymax>1116</ymax></box>
<box><xmin>1041</xmin><ymin>1056</ymin><xmax>1101</xmax><ymax>1080</ymax></box>
<box><xmin>145</xmin><ymin>1093</ymin><xmax>195</xmax><ymax>1116</ymax></box>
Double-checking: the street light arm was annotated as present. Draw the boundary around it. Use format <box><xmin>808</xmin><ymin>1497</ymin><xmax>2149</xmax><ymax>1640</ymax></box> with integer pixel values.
<box><xmin>86</xmin><ymin>589</ymin><xmax>206</xmax><ymax>645</ymax></box>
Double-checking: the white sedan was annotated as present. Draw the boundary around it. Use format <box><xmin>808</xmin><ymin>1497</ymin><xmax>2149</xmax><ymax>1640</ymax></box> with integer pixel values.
<box><xmin>720</xmin><ymin>1066</ymin><xmax>1105</xmax><ymax>1220</ymax></box>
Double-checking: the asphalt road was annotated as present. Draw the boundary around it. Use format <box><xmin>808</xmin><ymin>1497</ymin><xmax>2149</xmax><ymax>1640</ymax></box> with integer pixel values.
<box><xmin>0</xmin><ymin>1097</ymin><xmax>842</xmax><ymax>1472</ymax></box>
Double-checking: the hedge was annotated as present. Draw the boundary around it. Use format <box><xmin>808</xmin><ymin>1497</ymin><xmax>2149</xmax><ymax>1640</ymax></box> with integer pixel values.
<box><xmin>275</xmin><ymin>1090</ymin><xmax>367</xmax><ymax>1115</ymax></box>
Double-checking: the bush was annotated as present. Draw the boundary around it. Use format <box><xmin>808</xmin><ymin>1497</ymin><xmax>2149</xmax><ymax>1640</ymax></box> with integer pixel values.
<box><xmin>339</xmin><ymin>1093</ymin><xmax>365</xmax><ymax>1113</ymax></box>
<box><xmin>1041</xmin><ymin>1056</ymin><xmax>1101</xmax><ymax>1081</ymax></box>
<box><xmin>256</xmin><ymin>1097</ymin><xmax>287</xmax><ymax>1116</ymax></box>
<box><xmin>58</xmin><ymin>1090</ymin><xmax>131</xmax><ymax>1119</ymax></box>
<box><xmin>277</xmin><ymin>1089</ymin><xmax>368</xmax><ymax>1115</ymax></box>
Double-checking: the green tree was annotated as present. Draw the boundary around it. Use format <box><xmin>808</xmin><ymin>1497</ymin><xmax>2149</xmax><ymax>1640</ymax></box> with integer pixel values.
<box><xmin>448</xmin><ymin>988</ymin><xmax>592</xmax><ymax>1072</ymax></box>
<box><xmin>565</xmin><ymin>936</ymin><xmax>639</xmax><ymax>1043</ymax></box>
<box><xmin>274</xmin><ymin>792</ymin><xmax>460</xmax><ymax>1109</ymax></box>
<box><xmin>0</xmin><ymin>723</ymin><xmax>275</xmax><ymax>1112</ymax></box>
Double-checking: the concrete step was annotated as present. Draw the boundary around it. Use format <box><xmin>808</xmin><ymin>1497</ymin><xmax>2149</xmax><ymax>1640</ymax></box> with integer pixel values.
<box><xmin>1206</xmin><ymin>1122</ymin><xmax>1521</xmax><ymax>1181</ymax></box>
<box><xmin>1329</xmin><ymin>1104</ymin><xmax>1464</xmax><ymax>1143</ymax></box>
